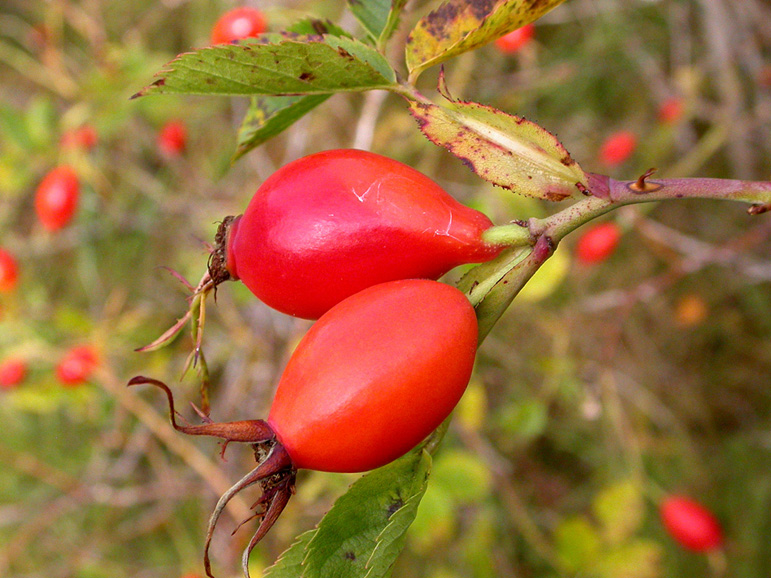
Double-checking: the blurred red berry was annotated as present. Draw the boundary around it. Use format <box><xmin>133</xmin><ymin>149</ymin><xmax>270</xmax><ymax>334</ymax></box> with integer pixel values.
<box><xmin>211</xmin><ymin>7</ymin><xmax>267</xmax><ymax>45</ymax></box>
<box><xmin>575</xmin><ymin>222</ymin><xmax>622</xmax><ymax>265</ymax></box>
<box><xmin>660</xmin><ymin>495</ymin><xmax>724</xmax><ymax>552</ymax></box>
<box><xmin>598</xmin><ymin>131</ymin><xmax>637</xmax><ymax>166</ymax></box>
<box><xmin>0</xmin><ymin>248</ymin><xmax>19</xmax><ymax>292</ymax></box>
<box><xmin>56</xmin><ymin>345</ymin><xmax>99</xmax><ymax>387</ymax></box>
<box><xmin>61</xmin><ymin>125</ymin><xmax>98</xmax><ymax>151</ymax></box>
<box><xmin>0</xmin><ymin>358</ymin><xmax>27</xmax><ymax>389</ymax></box>
<box><xmin>494</xmin><ymin>24</ymin><xmax>535</xmax><ymax>54</ymax></box>
<box><xmin>658</xmin><ymin>98</ymin><xmax>684</xmax><ymax>125</ymax></box>
<box><xmin>34</xmin><ymin>166</ymin><xmax>80</xmax><ymax>231</ymax></box>
<box><xmin>157</xmin><ymin>120</ymin><xmax>187</xmax><ymax>157</ymax></box>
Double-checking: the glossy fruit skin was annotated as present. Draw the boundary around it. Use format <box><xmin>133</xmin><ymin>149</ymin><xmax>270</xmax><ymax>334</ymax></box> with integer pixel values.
<box><xmin>268</xmin><ymin>279</ymin><xmax>478</xmax><ymax>472</ymax></box>
<box><xmin>56</xmin><ymin>345</ymin><xmax>99</xmax><ymax>386</ymax></box>
<box><xmin>0</xmin><ymin>248</ymin><xmax>19</xmax><ymax>292</ymax></box>
<box><xmin>575</xmin><ymin>221</ymin><xmax>621</xmax><ymax>264</ymax></box>
<box><xmin>660</xmin><ymin>495</ymin><xmax>723</xmax><ymax>552</ymax></box>
<box><xmin>157</xmin><ymin>120</ymin><xmax>187</xmax><ymax>157</ymax></box>
<box><xmin>598</xmin><ymin>131</ymin><xmax>637</xmax><ymax>166</ymax></box>
<box><xmin>211</xmin><ymin>7</ymin><xmax>266</xmax><ymax>45</ymax></box>
<box><xmin>224</xmin><ymin>149</ymin><xmax>502</xmax><ymax>319</ymax></box>
<box><xmin>494</xmin><ymin>23</ymin><xmax>535</xmax><ymax>53</ymax></box>
<box><xmin>35</xmin><ymin>166</ymin><xmax>80</xmax><ymax>231</ymax></box>
<box><xmin>0</xmin><ymin>358</ymin><xmax>27</xmax><ymax>389</ymax></box>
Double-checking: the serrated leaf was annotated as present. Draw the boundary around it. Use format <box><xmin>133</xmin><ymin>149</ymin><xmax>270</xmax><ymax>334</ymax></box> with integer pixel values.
<box><xmin>287</xmin><ymin>18</ymin><xmax>350</xmax><ymax>37</ymax></box>
<box><xmin>593</xmin><ymin>480</ymin><xmax>644</xmax><ymax>546</ymax></box>
<box><xmin>406</xmin><ymin>0</ymin><xmax>567</xmax><ymax>81</ymax></box>
<box><xmin>264</xmin><ymin>449</ymin><xmax>431</xmax><ymax>578</ymax></box>
<box><xmin>302</xmin><ymin>449</ymin><xmax>431</xmax><ymax>578</ymax></box>
<box><xmin>234</xmin><ymin>94</ymin><xmax>330</xmax><ymax>160</ymax></box>
<box><xmin>349</xmin><ymin>0</ymin><xmax>409</xmax><ymax>45</ymax></box>
<box><xmin>133</xmin><ymin>35</ymin><xmax>397</xmax><ymax>98</ymax></box>
<box><xmin>410</xmin><ymin>99</ymin><xmax>588</xmax><ymax>200</ymax></box>
<box><xmin>262</xmin><ymin>530</ymin><xmax>315</xmax><ymax>577</ymax></box>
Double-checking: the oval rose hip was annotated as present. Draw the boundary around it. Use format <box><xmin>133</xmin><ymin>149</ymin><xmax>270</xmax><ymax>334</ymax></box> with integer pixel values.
<box><xmin>210</xmin><ymin>149</ymin><xmax>502</xmax><ymax>319</ymax></box>
<box><xmin>158</xmin><ymin>120</ymin><xmax>187</xmax><ymax>157</ymax></box>
<box><xmin>660</xmin><ymin>495</ymin><xmax>723</xmax><ymax>552</ymax></box>
<box><xmin>211</xmin><ymin>7</ymin><xmax>266</xmax><ymax>45</ymax></box>
<box><xmin>131</xmin><ymin>278</ymin><xmax>478</xmax><ymax>575</ymax></box>
<box><xmin>0</xmin><ymin>358</ymin><xmax>27</xmax><ymax>389</ymax></box>
<box><xmin>0</xmin><ymin>248</ymin><xmax>19</xmax><ymax>292</ymax></box>
<box><xmin>35</xmin><ymin>166</ymin><xmax>80</xmax><ymax>231</ymax></box>
<box><xmin>494</xmin><ymin>23</ymin><xmax>535</xmax><ymax>54</ymax></box>
<box><xmin>575</xmin><ymin>221</ymin><xmax>622</xmax><ymax>265</ymax></box>
<box><xmin>56</xmin><ymin>345</ymin><xmax>99</xmax><ymax>386</ymax></box>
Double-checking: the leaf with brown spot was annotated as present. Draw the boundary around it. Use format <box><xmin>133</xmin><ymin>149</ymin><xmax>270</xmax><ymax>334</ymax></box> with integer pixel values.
<box><xmin>406</xmin><ymin>0</ymin><xmax>567</xmax><ymax>81</ymax></box>
<box><xmin>132</xmin><ymin>34</ymin><xmax>396</xmax><ymax>98</ymax></box>
<box><xmin>263</xmin><ymin>449</ymin><xmax>431</xmax><ymax>578</ymax></box>
<box><xmin>409</xmin><ymin>99</ymin><xmax>588</xmax><ymax>200</ymax></box>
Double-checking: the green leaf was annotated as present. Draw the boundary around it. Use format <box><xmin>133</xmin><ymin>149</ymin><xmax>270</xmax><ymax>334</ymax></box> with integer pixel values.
<box><xmin>592</xmin><ymin>480</ymin><xmax>645</xmax><ymax>546</ymax></box>
<box><xmin>409</xmin><ymin>99</ymin><xmax>588</xmax><ymax>201</ymax></box>
<box><xmin>264</xmin><ymin>449</ymin><xmax>431</xmax><ymax>578</ymax></box>
<box><xmin>349</xmin><ymin>0</ymin><xmax>391</xmax><ymax>41</ymax></box>
<box><xmin>595</xmin><ymin>540</ymin><xmax>662</xmax><ymax>578</ymax></box>
<box><xmin>234</xmin><ymin>94</ymin><xmax>330</xmax><ymax>160</ymax></box>
<box><xmin>262</xmin><ymin>531</ymin><xmax>315</xmax><ymax>577</ymax></box>
<box><xmin>348</xmin><ymin>0</ymin><xmax>409</xmax><ymax>45</ymax></box>
<box><xmin>133</xmin><ymin>35</ymin><xmax>397</xmax><ymax>98</ymax></box>
<box><xmin>554</xmin><ymin>516</ymin><xmax>602</xmax><ymax>573</ymax></box>
<box><xmin>431</xmin><ymin>449</ymin><xmax>491</xmax><ymax>502</ymax></box>
<box><xmin>405</xmin><ymin>0</ymin><xmax>567</xmax><ymax>81</ymax></box>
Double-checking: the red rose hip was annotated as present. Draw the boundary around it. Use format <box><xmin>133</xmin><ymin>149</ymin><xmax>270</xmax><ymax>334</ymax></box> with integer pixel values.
<box><xmin>131</xmin><ymin>278</ymin><xmax>479</xmax><ymax>576</ymax></box>
<box><xmin>0</xmin><ymin>248</ymin><xmax>19</xmax><ymax>292</ymax></box>
<box><xmin>157</xmin><ymin>120</ymin><xmax>187</xmax><ymax>157</ymax></box>
<box><xmin>35</xmin><ymin>166</ymin><xmax>80</xmax><ymax>231</ymax></box>
<box><xmin>598</xmin><ymin>131</ymin><xmax>637</xmax><ymax>166</ymax></box>
<box><xmin>575</xmin><ymin>221</ymin><xmax>622</xmax><ymax>264</ymax></box>
<box><xmin>494</xmin><ymin>24</ymin><xmax>535</xmax><ymax>53</ymax></box>
<box><xmin>211</xmin><ymin>7</ymin><xmax>266</xmax><ymax>45</ymax></box>
<box><xmin>0</xmin><ymin>358</ymin><xmax>27</xmax><ymax>389</ymax></box>
<box><xmin>660</xmin><ymin>495</ymin><xmax>723</xmax><ymax>552</ymax></box>
<box><xmin>56</xmin><ymin>345</ymin><xmax>99</xmax><ymax>386</ymax></box>
<box><xmin>211</xmin><ymin>149</ymin><xmax>502</xmax><ymax>319</ymax></box>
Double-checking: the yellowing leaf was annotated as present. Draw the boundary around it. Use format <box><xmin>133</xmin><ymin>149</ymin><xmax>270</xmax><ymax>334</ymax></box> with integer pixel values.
<box><xmin>410</xmin><ymin>100</ymin><xmax>588</xmax><ymax>201</ymax></box>
<box><xmin>406</xmin><ymin>0</ymin><xmax>567</xmax><ymax>81</ymax></box>
<box><xmin>593</xmin><ymin>480</ymin><xmax>645</xmax><ymax>546</ymax></box>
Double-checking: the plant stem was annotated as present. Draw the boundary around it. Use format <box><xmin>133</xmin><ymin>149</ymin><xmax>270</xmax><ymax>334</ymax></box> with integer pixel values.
<box><xmin>463</xmin><ymin>171</ymin><xmax>771</xmax><ymax>343</ymax></box>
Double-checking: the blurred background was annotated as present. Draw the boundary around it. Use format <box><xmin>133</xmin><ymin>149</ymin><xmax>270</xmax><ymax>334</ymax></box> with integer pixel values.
<box><xmin>1</xmin><ymin>0</ymin><xmax>770</xmax><ymax>577</ymax></box>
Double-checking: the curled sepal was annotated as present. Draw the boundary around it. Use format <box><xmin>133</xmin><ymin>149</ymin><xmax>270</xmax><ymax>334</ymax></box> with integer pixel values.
<box><xmin>202</xmin><ymin>444</ymin><xmax>295</xmax><ymax>578</ymax></box>
<box><xmin>409</xmin><ymin>99</ymin><xmax>588</xmax><ymax>200</ymax></box>
<box><xmin>406</xmin><ymin>0</ymin><xmax>567</xmax><ymax>82</ymax></box>
<box><xmin>128</xmin><ymin>376</ymin><xmax>297</xmax><ymax>578</ymax></box>
<box><xmin>135</xmin><ymin>269</ymin><xmax>215</xmax><ymax>353</ymax></box>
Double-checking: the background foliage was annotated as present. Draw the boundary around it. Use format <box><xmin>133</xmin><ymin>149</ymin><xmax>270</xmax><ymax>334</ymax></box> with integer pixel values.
<box><xmin>1</xmin><ymin>0</ymin><xmax>770</xmax><ymax>577</ymax></box>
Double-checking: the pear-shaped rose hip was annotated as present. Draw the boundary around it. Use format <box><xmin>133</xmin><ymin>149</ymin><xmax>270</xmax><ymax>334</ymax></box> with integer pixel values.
<box><xmin>209</xmin><ymin>149</ymin><xmax>502</xmax><ymax>319</ymax></box>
